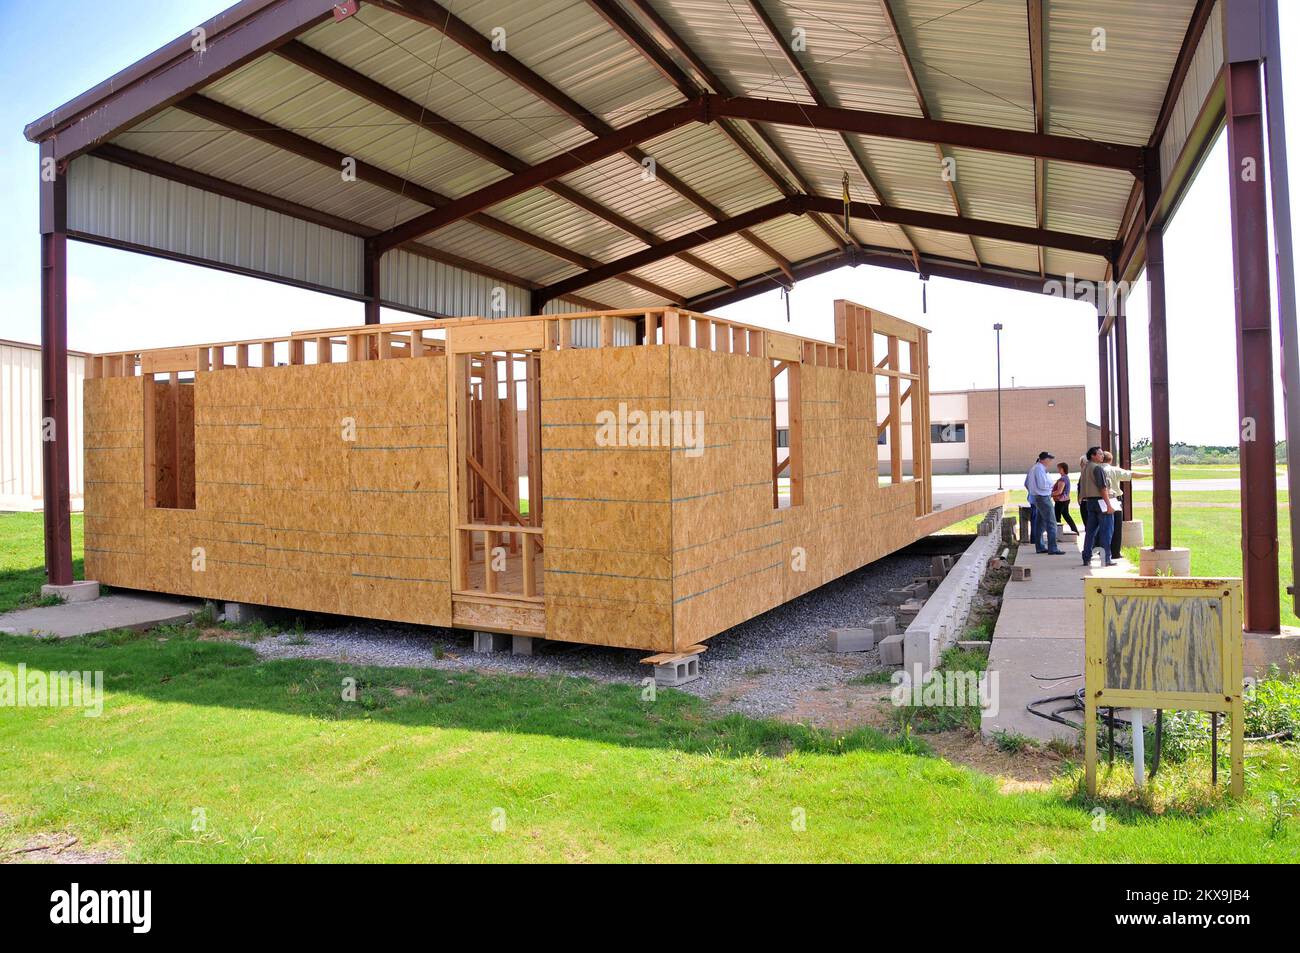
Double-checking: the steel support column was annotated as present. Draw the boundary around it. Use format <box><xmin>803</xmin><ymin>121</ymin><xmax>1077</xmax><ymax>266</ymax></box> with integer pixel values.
<box><xmin>39</xmin><ymin>142</ymin><xmax>73</xmax><ymax>586</ymax></box>
<box><xmin>1097</xmin><ymin>303</ymin><xmax>1112</xmax><ymax>456</ymax></box>
<box><xmin>1226</xmin><ymin>53</ymin><xmax>1281</xmax><ymax>633</ymax></box>
<box><xmin>1144</xmin><ymin>149</ymin><xmax>1173</xmax><ymax>550</ymax></box>
<box><xmin>363</xmin><ymin>239</ymin><xmax>380</xmax><ymax>325</ymax></box>
<box><xmin>1114</xmin><ymin>285</ymin><xmax>1133</xmax><ymax>521</ymax></box>
<box><xmin>1262</xmin><ymin>0</ymin><xmax>1300</xmax><ymax>618</ymax></box>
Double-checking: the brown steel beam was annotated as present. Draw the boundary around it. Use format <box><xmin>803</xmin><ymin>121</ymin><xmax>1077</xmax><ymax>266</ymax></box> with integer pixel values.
<box><xmin>1143</xmin><ymin>148</ymin><xmax>1173</xmax><ymax>551</ymax></box>
<box><xmin>276</xmin><ymin>40</ymin><xmax>736</xmax><ymax>285</ymax></box>
<box><xmin>379</xmin><ymin>0</ymin><xmax>794</xmax><ymax>275</ymax></box>
<box><xmin>39</xmin><ymin>141</ymin><xmax>73</xmax><ymax>587</ymax></box>
<box><xmin>538</xmin><ymin>197</ymin><xmax>798</xmax><ymax>304</ymax></box>
<box><xmin>1226</xmin><ymin>54</ymin><xmax>1281</xmax><ymax>633</ymax></box>
<box><xmin>712</xmin><ymin>96</ymin><xmax>1145</xmax><ymax>172</ymax></box>
<box><xmin>175</xmin><ymin>95</ymin><xmax>685</xmax><ymax>303</ymax></box>
<box><xmin>688</xmin><ymin>244</ymin><xmax>1078</xmax><ymax>312</ymax></box>
<box><xmin>543</xmin><ymin>192</ymin><xmax>1111</xmax><ymax>303</ymax></box>
<box><xmin>880</xmin><ymin>0</ymin><xmax>981</xmax><ymax>265</ymax></box>
<box><xmin>619</xmin><ymin>0</ymin><xmax>852</xmax><ymax>251</ymax></box>
<box><xmin>26</xmin><ymin>0</ymin><xmax>338</xmax><ymax>162</ymax></box>
<box><xmin>745</xmin><ymin>0</ymin><xmax>918</xmax><ymax>258</ymax></box>
<box><xmin>802</xmin><ymin>196</ymin><xmax>1115</xmax><ymax>257</ymax></box>
<box><xmin>1097</xmin><ymin>305</ymin><xmax>1112</xmax><ymax>455</ymax></box>
<box><xmin>373</xmin><ymin>98</ymin><xmax>707</xmax><ymax>250</ymax></box>
<box><xmin>363</xmin><ymin>238</ymin><xmax>381</xmax><ymax>325</ymax></box>
<box><xmin>588</xmin><ymin>0</ymin><xmax>848</xmax><ymax>251</ymax></box>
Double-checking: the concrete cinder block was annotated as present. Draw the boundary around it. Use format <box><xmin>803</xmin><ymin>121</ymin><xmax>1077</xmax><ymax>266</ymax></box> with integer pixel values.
<box><xmin>868</xmin><ymin>615</ymin><xmax>896</xmax><ymax>639</ymax></box>
<box><xmin>930</xmin><ymin>555</ymin><xmax>949</xmax><ymax>577</ymax></box>
<box><xmin>884</xmin><ymin>587</ymin><xmax>912</xmax><ymax>605</ymax></box>
<box><xmin>828</xmin><ymin>627</ymin><xmax>876</xmax><ymax>653</ymax></box>
<box><xmin>879</xmin><ymin>633</ymin><xmax>905</xmax><ymax>666</ymax></box>
<box><xmin>511</xmin><ymin>635</ymin><xmax>536</xmax><ymax>656</ymax></box>
<box><xmin>41</xmin><ymin>580</ymin><xmax>100</xmax><ymax>604</ymax></box>
<box><xmin>897</xmin><ymin>598</ymin><xmax>925</xmax><ymax>625</ymax></box>
<box><xmin>654</xmin><ymin>656</ymin><xmax>700</xmax><ymax>687</ymax></box>
<box><xmin>1011</xmin><ymin>565</ymin><xmax>1032</xmax><ymax>582</ymax></box>
<box><xmin>956</xmin><ymin>640</ymin><xmax>992</xmax><ymax>652</ymax></box>
<box><xmin>223</xmin><ymin>601</ymin><xmax>275</xmax><ymax>624</ymax></box>
<box><xmin>473</xmin><ymin>631</ymin><xmax>511</xmax><ymax>653</ymax></box>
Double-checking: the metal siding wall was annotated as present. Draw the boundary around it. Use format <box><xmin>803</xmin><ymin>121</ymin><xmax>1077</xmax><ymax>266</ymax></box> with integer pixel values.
<box><xmin>382</xmin><ymin>248</ymin><xmax>532</xmax><ymax>317</ymax></box>
<box><xmin>67</xmin><ymin>155</ymin><xmax>363</xmax><ymax>294</ymax></box>
<box><xmin>0</xmin><ymin>343</ymin><xmax>85</xmax><ymax>506</ymax></box>
<box><xmin>1160</xmin><ymin>1</ymin><xmax>1225</xmax><ymax>184</ymax></box>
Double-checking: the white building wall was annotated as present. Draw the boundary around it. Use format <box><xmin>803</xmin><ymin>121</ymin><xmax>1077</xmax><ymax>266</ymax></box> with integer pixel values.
<box><xmin>0</xmin><ymin>341</ymin><xmax>85</xmax><ymax>510</ymax></box>
<box><xmin>878</xmin><ymin>391</ymin><xmax>970</xmax><ymax>473</ymax></box>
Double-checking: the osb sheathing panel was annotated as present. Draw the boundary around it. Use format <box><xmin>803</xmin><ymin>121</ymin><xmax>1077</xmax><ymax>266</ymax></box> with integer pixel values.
<box><xmin>82</xmin><ymin>360</ymin><xmax>451</xmax><ymax>626</ymax></box>
<box><xmin>540</xmin><ymin>346</ymin><xmax>674</xmax><ymax>651</ymax></box>
<box><xmin>83</xmin><ymin>377</ymin><xmax>148</xmax><ymax>590</ymax></box>
<box><xmin>668</xmin><ymin>347</ymin><xmax>782</xmax><ymax>649</ymax></box>
<box><xmin>670</xmin><ymin>355</ymin><xmax>934</xmax><ymax>651</ymax></box>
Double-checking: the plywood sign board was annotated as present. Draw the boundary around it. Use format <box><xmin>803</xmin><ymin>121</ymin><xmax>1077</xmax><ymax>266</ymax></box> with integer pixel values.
<box><xmin>1083</xmin><ymin>577</ymin><xmax>1244</xmax><ymax>796</ymax></box>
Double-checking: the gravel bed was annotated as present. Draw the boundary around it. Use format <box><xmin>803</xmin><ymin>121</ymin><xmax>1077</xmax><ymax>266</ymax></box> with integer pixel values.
<box><xmin>246</xmin><ymin>547</ymin><xmax>958</xmax><ymax>718</ymax></box>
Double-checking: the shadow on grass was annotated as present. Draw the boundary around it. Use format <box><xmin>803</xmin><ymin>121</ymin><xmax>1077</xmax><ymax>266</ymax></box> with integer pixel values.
<box><xmin>0</xmin><ymin>627</ymin><xmax>925</xmax><ymax>761</ymax></box>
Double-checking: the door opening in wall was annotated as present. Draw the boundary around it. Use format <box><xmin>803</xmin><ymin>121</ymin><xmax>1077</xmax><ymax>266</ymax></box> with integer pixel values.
<box><xmin>143</xmin><ymin>371</ymin><xmax>195</xmax><ymax>510</ymax></box>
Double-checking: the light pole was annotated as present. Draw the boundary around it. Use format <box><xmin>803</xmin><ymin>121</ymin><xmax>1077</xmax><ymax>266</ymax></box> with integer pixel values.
<box><xmin>994</xmin><ymin>323</ymin><xmax>1004</xmax><ymax>490</ymax></box>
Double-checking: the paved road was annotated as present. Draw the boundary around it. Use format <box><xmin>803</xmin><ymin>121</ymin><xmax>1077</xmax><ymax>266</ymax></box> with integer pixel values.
<box><xmin>933</xmin><ymin>473</ymin><xmax>1287</xmax><ymax>495</ymax></box>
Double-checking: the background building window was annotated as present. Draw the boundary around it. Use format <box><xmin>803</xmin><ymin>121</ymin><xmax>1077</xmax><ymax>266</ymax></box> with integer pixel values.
<box><xmin>931</xmin><ymin>422</ymin><xmax>966</xmax><ymax>444</ymax></box>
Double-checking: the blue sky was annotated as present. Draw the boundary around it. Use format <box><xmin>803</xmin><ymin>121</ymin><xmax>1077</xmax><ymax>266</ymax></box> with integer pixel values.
<box><xmin>1</xmin><ymin>0</ymin><xmax>1297</xmax><ymax>446</ymax></box>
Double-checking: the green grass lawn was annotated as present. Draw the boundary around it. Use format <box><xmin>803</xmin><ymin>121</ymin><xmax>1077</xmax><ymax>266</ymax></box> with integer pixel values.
<box><xmin>0</xmin><ymin>512</ymin><xmax>83</xmax><ymax>614</ymax></box>
<box><xmin>1123</xmin><ymin>491</ymin><xmax>1298</xmax><ymax>627</ymax></box>
<box><xmin>1</xmin><ymin>627</ymin><xmax>1297</xmax><ymax>863</ymax></box>
<box><xmin>1128</xmin><ymin>464</ymin><xmax>1287</xmax><ymax>481</ymax></box>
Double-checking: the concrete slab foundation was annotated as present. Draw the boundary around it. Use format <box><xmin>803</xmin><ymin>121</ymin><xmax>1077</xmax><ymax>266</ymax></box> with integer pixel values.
<box><xmin>0</xmin><ymin>591</ymin><xmax>199</xmax><ymax>639</ymax></box>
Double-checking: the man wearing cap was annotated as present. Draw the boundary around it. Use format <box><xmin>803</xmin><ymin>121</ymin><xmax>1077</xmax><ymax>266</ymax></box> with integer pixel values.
<box><xmin>1024</xmin><ymin>451</ymin><xmax>1065</xmax><ymax>555</ymax></box>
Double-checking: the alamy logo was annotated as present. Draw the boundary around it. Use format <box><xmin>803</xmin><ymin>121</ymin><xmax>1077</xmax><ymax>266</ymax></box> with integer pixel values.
<box><xmin>0</xmin><ymin>664</ymin><xmax>103</xmax><ymax>717</ymax></box>
<box><xmin>50</xmin><ymin>883</ymin><xmax>151</xmax><ymax>933</ymax></box>
<box><xmin>890</xmin><ymin>663</ymin><xmax>999</xmax><ymax>717</ymax></box>
<box><xmin>594</xmin><ymin>402</ymin><xmax>705</xmax><ymax>457</ymax></box>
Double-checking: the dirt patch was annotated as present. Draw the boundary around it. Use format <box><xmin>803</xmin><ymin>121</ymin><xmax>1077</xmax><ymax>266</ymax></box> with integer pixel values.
<box><xmin>2</xmin><ymin>833</ymin><xmax>121</xmax><ymax>864</ymax></box>
<box><xmin>772</xmin><ymin>681</ymin><xmax>1070</xmax><ymax>791</ymax></box>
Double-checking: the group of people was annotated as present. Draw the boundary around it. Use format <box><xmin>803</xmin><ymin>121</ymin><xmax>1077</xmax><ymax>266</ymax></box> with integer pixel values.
<box><xmin>1023</xmin><ymin>447</ymin><xmax>1149</xmax><ymax>567</ymax></box>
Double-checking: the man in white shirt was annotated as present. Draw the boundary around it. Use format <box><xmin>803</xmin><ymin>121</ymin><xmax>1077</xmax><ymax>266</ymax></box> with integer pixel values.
<box><xmin>1024</xmin><ymin>451</ymin><xmax>1065</xmax><ymax>555</ymax></box>
<box><xmin>1102</xmin><ymin>450</ymin><xmax>1151</xmax><ymax>561</ymax></box>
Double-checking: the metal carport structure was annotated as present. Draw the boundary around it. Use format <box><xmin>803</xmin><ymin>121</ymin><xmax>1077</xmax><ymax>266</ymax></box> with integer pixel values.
<box><xmin>25</xmin><ymin>0</ymin><xmax>1298</xmax><ymax>636</ymax></box>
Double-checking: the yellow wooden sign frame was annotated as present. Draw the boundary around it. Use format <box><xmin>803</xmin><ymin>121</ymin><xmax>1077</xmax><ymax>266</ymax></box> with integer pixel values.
<box><xmin>1083</xmin><ymin>577</ymin><xmax>1244</xmax><ymax>797</ymax></box>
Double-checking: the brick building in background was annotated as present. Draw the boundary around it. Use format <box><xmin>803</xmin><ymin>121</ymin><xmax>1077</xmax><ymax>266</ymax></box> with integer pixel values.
<box><xmin>868</xmin><ymin>384</ymin><xmax>1100</xmax><ymax>475</ymax></box>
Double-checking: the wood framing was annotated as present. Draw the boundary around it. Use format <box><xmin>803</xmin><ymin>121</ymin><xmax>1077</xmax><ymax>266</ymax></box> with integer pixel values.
<box><xmin>83</xmin><ymin>301</ymin><xmax>1000</xmax><ymax>652</ymax></box>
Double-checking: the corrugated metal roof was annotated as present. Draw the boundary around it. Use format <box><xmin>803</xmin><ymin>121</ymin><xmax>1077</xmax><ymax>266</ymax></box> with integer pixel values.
<box><xmin>49</xmin><ymin>0</ymin><xmax>1210</xmax><ymax>314</ymax></box>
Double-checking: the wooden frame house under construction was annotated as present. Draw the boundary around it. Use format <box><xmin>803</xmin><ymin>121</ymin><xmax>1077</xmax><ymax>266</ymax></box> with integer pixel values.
<box><xmin>83</xmin><ymin>301</ymin><xmax>998</xmax><ymax>654</ymax></box>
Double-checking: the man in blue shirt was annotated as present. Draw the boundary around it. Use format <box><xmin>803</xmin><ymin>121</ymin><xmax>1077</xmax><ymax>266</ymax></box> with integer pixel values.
<box><xmin>1024</xmin><ymin>451</ymin><xmax>1065</xmax><ymax>555</ymax></box>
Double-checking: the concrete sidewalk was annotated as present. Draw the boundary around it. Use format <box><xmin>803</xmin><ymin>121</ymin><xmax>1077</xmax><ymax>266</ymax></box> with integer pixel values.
<box><xmin>981</xmin><ymin>533</ymin><xmax>1131</xmax><ymax>744</ymax></box>
<box><xmin>0</xmin><ymin>591</ymin><xmax>200</xmax><ymax>639</ymax></box>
